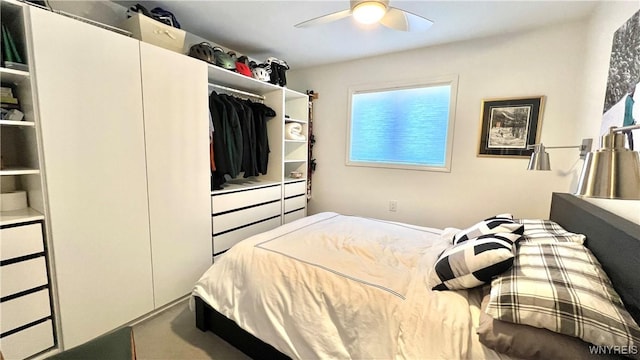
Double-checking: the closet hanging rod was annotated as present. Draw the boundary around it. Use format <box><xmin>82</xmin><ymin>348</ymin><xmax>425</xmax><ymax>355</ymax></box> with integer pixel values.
<box><xmin>208</xmin><ymin>83</ymin><xmax>265</xmax><ymax>100</ymax></box>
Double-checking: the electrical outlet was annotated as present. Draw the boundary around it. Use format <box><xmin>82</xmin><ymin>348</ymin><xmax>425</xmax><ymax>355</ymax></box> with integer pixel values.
<box><xmin>389</xmin><ymin>200</ymin><xmax>398</xmax><ymax>212</ymax></box>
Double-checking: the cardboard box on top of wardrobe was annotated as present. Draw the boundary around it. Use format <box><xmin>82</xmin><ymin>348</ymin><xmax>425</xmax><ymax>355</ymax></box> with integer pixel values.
<box><xmin>121</xmin><ymin>13</ymin><xmax>185</xmax><ymax>53</ymax></box>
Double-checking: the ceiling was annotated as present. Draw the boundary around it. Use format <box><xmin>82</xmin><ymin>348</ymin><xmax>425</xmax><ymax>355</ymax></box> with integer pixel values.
<box><xmin>115</xmin><ymin>1</ymin><xmax>600</xmax><ymax>70</ymax></box>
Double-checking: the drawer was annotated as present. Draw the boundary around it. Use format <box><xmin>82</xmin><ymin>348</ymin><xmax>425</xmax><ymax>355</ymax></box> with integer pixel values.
<box><xmin>284</xmin><ymin>181</ymin><xmax>306</xmax><ymax>198</ymax></box>
<box><xmin>1</xmin><ymin>223</ymin><xmax>44</xmax><ymax>261</ymax></box>
<box><xmin>0</xmin><ymin>257</ymin><xmax>48</xmax><ymax>297</ymax></box>
<box><xmin>1</xmin><ymin>288</ymin><xmax>51</xmax><ymax>334</ymax></box>
<box><xmin>212</xmin><ymin>185</ymin><xmax>281</xmax><ymax>214</ymax></box>
<box><xmin>213</xmin><ymin>201</ymin><xmax>281</xmax><ymax>234</ymax></box>
<box><xmin>284</xmin><ymin>195</ymin><xmax>306</xmax><ymax>213</ymax></box>
<box><xmin>0</xmin><ymin>319</ymin><xmax>54</xmax><ymax>360</ymax></box>
<box><xmin>213</xmin><ymin>216</ymin><xmax>281</xmax><ymax>254</ymax></box>
<box><xmin>284</xmin><ymin>209</ymin><xmax>306</xmax><ymax>224</ymax></box>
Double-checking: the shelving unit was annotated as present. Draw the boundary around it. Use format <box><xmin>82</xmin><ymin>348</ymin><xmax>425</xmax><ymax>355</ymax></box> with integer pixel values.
<box><xmin>0</xmin><ymin>1</ymin><xmax>56</xmax><ymax>359</ymax></box>
<box><xmin>208</xmin><ymin>65</ymin><xmax>310</xmax><ymax>256</ymax></box>
<box><xmin>0</xmin><ymin>1</ymin><xmax>45</xmax><ymax>222</ymax></box>
<box><xmin>0</xmin><ymin>64</ymin><xmax>44</xmax><ymax>222</ymax></box>
<box><xmin>283</xmin><ymin>89</ymin><xmax>309</xmax><ymax>185</ymax></box>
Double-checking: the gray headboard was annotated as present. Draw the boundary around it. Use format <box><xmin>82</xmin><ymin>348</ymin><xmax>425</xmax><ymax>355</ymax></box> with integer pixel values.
<box><xmin>549</xmin><ymin>192</ymin><xmax>640</xmax><ymax>326</ymax></box>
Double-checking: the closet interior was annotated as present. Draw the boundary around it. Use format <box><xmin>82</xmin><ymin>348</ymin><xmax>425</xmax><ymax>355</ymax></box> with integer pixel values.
<box><xmin>206</xmin><ymin>65</ymin><xmax>310</xmax><ymax>260</ymax></box>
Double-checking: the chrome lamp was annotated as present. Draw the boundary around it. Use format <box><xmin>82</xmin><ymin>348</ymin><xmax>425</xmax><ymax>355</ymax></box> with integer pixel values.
<box><xmin>527</xmin><ymin>138</ymin><xmax>593</xmax><ymax>171</ymax></box>
<box><xmin>575</xmin><ymin>125</ymin><xmax>640</xmax><ymax>200</ymax></box>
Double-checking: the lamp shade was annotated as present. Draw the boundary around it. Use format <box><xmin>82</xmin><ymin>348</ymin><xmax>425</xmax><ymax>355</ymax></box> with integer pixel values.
<box><xmin>527</xmin><ymin>144</ymin><xmax>551</xmax><ymax>171</ymax></box>
<box><xmin>576</xmin><ymin>133</ymin><xmax>640</xmax><ymax>199</ymax></box>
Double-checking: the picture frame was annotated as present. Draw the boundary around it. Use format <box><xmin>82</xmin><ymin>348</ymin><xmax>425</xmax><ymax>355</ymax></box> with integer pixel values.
<box><xmin>477</xmin><ymin>96</ymin><xmax>545</xmax><ymax>157</ymax></box>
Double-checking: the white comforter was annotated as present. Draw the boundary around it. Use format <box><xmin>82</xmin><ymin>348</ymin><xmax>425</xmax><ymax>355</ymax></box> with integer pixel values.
<box><xmin>192</xmin><ymin>212</ymin><xmax>509</xmax><ymax>359</ymax></box>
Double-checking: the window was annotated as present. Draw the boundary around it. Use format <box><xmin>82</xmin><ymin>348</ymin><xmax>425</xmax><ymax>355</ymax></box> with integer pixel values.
<box><xmin>346</xmin><ymin>75</ymin><xmax>458</xmax><ymax>172</ymax></box>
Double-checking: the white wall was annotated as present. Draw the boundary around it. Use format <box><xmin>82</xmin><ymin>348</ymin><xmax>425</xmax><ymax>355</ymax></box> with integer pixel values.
<box><xmin>53</xmin><ymin>0</ymin><xmax>639</xmax><ymax>226</ymax></box>
<box><xmin>288</xmin><ymin>20</ymin><xmax>597</xmax><ymax>229</ymax></box>
<box><xmin>578</xmin><ymin>1</ymin><xmax>640</xmax><ymax>224</ymax></box>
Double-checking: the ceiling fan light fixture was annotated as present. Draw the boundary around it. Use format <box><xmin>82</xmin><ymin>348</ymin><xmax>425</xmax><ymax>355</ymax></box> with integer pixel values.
<box><xmin>352</xmin><ymin>1</ymin><xmax>387</xmax><ymax>24</ymax></box>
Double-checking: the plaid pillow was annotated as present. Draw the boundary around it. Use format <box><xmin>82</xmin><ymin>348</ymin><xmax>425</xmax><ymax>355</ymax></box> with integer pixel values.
<box><xmin>477</xmin><ymin>292</ymin><xmax>602</xmax><ymax>360</ymax></box>
<box><xmin>453</xmin><ymin>214</ymin><xmax>524</xmax><ymax>244</ymax></box>
<box><xmin>486</xmin><ymin>242</ymin><xmax>640</xmax><ymax>351</ymax></box>
<box><xmin>515</xmin><ymin>219</ymin><xmax>585</xmax><ymax>244</ymax></box>
<box><xmin>430</xmin><ymin>232</ymin><xmax>522</xmax><ymax>291</ymax></box>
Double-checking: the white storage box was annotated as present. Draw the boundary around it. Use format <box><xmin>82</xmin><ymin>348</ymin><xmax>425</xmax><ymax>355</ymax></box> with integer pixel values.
<box><xmin>121</xmin><ymin>13</ymin><xmax>186</xmax><ymax>53</ymax></box>
<box><xmin>1</xmin><ymin>190</ymin><xmax>27</xmax><ymax>211</ymax></box>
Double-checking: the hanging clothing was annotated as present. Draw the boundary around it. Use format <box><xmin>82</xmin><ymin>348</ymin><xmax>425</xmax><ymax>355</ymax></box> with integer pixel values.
<box><xmin>208</xmin><ymin>91</ymin><xmax>276</xmax><ymax>188</ymax></box>
<box><xmin>209</xmin><ymin>92</ymin><xmax>231</xmax><ymax>189</ymax></box>
<box><xmin>218</xmin><ymin>95</ymin><xmax>243</xmax><ymax>178</ymax></box>
<box><xmin>209</xmin><ymin>111</ymin><xmax>216</xmax><ymax>172</ymax></box>
<box><xmin>225</xmin><ymin>95</ymin><xmax>259</xmax><ymax>178</ymax></box>
<box><xmin>250</xmin><ymin>102</ymin><xmax>277</xmax><ymax>175</ymax></box>
<box><xmin>240</xmin><ymin>100</ymin><xmax>259</xmax><ymax>177</ymax></box>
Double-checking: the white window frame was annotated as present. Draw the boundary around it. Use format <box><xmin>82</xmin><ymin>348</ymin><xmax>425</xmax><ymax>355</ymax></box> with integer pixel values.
<box><xmin>346</xmin><ymin>75</ymin><xmax>459</xmax><ymax>172</ymax></box>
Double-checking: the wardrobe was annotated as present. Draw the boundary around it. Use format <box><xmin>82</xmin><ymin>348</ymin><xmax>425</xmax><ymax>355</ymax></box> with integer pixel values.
<box><xmin>26</xmin><ymin>4</ymin><xmax>211</xmax><ymax>351</ymax></box>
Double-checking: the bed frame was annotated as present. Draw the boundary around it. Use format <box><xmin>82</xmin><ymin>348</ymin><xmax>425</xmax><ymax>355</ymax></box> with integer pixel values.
<box><xmin>194</xmin><ymin>296</ymin><xmax>289</xmax><ymax>359</ymax></box>
<box><xmin>195</xmin><ymin>192</ymin><xmax>640</xmax><ymax>358</ymax></box>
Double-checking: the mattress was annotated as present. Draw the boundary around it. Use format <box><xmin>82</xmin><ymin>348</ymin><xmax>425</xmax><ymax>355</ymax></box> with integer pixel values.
<box><xmin>192</xmin><ymin>212</ymin><xmax>510</xmax><ymax>359</ymax></box>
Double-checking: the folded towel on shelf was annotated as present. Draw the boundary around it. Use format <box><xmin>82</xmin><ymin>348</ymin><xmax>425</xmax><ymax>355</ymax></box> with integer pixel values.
<box><xmin>285</xmin><ymin>122</ymin><xmax>306</xmax><ymax>141</ymax></box>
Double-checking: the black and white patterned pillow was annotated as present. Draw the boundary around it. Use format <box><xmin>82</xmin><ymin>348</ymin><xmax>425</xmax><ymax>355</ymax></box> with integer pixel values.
<box><xmin>430</xmin><ymin>232</ymin><xmax>522</xmax><ymax>291</ymax></box>
<box><xmin>453</xmin><ymin>214</ymin><xmax>524</xmax><ymax>244</ymax></box>
<box><xmin>486</xmin><ymin>242</ymin><xmax>640</xmax><ymax>351</ymax></box>
<box><xmin>515</xmin><ymin>219</ymin><xmax>585</xmax><ymax>244</ymax></box>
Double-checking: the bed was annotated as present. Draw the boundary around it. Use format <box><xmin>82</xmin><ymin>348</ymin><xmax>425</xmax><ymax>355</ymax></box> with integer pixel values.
<box><xmin>192</xmin><ymin>192</ymin><xmax>640</xmax><ymax>359</ymax></box>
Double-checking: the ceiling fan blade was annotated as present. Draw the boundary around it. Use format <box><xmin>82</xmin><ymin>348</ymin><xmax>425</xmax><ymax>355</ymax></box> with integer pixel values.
<box><xmin>294</xmin><ymin>9</ymin><xmax>352</xmax><ymax>28</ymax></box>
<box><xmin>380</xmin><ymin>7</ymin><xmax>433</xmax><ymax>32</ymax></box>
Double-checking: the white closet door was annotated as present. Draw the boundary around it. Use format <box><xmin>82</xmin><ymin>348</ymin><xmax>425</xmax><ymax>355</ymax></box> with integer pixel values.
<box><xmin>139</xmin><ymin>42</ymin><xmax>212</xmax><ymax>307</ymax></box>
<box><xmin>28</xmin><ymin>7</ymin><xmax>154</xmax><ymax>348</ymax></box>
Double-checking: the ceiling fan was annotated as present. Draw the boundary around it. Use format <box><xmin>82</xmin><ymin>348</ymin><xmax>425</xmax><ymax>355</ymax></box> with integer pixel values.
<box><xmin>294</xmin><ymin>0</ymin><xmax>434</xmax><ymax>32</ymax></box>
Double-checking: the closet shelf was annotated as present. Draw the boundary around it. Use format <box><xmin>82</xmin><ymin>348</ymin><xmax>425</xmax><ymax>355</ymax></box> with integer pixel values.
<box><xmin>284</xmin><ymin>159</ymin><xmax>306</xmax><ymax>163</ymax></box>
<box><xmin>207</xmin><ymin>65</ymin><xmax>280</xmax><ymax>96</ymax></box>
<box><xmin>285</xmin><ymin>118</ymin><xmax>307</xmax><ymax>124</ymax></box>
<box><xmin>285</xmin><ymin>88</ymin><xmax>308</xmax><ymax>100</ymax></box>
<box><xmin>0</xmin><ymin>67</ymin><xmax>29</xmax><ymax>83</ymax></box>
<box><xmin>0</xmin><ymin>120</ymin><xmax>35</xmax><ymax>127</ymax></box>
<box><xmin>0</xmin><ymin>167</ymin><xmax>40</xmax><ymax>175</ymax></box>
<box><xmin>0</xmin><ymin>207</ymin><xmax>44</xmax><ymax>226</ymax></box>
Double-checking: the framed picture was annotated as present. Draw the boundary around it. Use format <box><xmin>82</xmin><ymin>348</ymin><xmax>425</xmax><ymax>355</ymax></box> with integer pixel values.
<box><xmin>478</xmin><ymin>96</ymin><xmax>545</xmax><ymax>157</ymax></box>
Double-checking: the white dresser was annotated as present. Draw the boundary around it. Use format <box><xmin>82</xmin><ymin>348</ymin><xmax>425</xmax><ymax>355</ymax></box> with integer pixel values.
<box><xmin>0</xmin><ymin>221</ymin><xmax>55</xmax><ymax>360</ymax></box>
<box><xmin>212</xmin><ymin>183</ymin><xmax>283</xmax><ymax>258</ymax></box>
<box><xmin>283</xmin><ymin>180</ymin><xmax>307</xmax><ymax>223</ymax></box>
